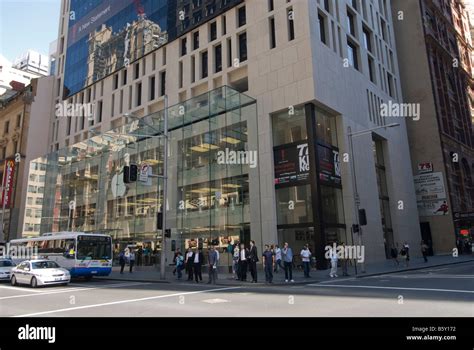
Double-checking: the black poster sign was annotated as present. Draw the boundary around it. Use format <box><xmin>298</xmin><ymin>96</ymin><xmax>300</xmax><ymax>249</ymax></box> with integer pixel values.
<box><xmin>318</xmin><ymin>144</ymin><xmax>341</xmax><ymax>186</ymax></box>
<box><xmin>274</xmin><ymin>143</ymin><xmax>310</xmax><ymax>185</ymax></box>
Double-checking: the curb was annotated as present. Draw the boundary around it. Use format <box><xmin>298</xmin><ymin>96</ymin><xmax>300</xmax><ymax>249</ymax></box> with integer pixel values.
<box><xmin>354</xmin><ymin>258</ymin><xmax>474</xmax><ymax>279</ymax></box>
<box><xmin>94</xmin><ymin>277</ymin><xmax>321</xmax><ymax>286</ymax></box>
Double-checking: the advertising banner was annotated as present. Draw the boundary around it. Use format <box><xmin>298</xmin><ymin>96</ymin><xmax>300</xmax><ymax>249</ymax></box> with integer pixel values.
<box><xmin>414</xmin><ymin>172</ymin><xmax>446</xmax><ymax>201</ymax></box>
<box><xmin>1</xmin><ymin>159</ymin><xmax>16</xmax><ymax>209</ymax></box>
<box><xmin>318</xmin><ymin>144</ymin><xmax>341</xmax><ymax>186</ymax></box>
<box><xmin>274</xmin><ymin>143</ymin><xmax>310</xmax><ymax>185</ymax></box>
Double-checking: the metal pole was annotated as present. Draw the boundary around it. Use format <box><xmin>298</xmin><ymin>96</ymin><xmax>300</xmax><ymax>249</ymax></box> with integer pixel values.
<box><xmin>347</xmin><ymin>126</ymin><xmax>366</xmax><ymax>273</ymax></box>
<box><xmin>159</xmin><ymin>95</ymin><xmax>168</xmax><ymax>280</ymax></box>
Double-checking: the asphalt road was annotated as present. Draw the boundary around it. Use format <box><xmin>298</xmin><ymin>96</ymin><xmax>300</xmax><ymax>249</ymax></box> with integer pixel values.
<box><xmin>0</xmin><ymin>262</ymin><xmax>472</xmax><ymax>317</ymax></box>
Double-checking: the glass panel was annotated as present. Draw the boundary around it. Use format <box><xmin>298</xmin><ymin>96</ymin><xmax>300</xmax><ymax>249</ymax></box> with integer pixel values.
<box><xmin>275</xmin><ymin>185</ymin><xmax>313</xmax><ymax>225</ymax></box>
<box><xmin>272</xmin><ymin>107</ymin><xmax>307</xmax><ymax>146</ymax></box>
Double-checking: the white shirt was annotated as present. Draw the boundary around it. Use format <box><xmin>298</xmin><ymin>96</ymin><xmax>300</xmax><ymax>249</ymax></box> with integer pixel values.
<box><xmin>240</xmin><ymin>249</ymin><xmax>246</xmax><ymax>260</ymax></box>
<box><xmin>274</xmin><ymin>248</ymin><xmax>282</xmax><ymax>260</ymax></box>
<box><xmin>186</xmin><ymin>252</ymin><xmax>193</xmax><ymax>261</ymax></box>
<box><xmin>215</xmin><ymin>249</ymin><xmax>220</xmax><ymax>262</ymax></box>
<box><xmin>194</xmin><ymin>252</ymin><xmax>200</xmax><ymax>263</ymax></box>
<box><xmin>300</xmin><ymin>249</ymin><xmax>311</xmax><ymax>262</ymax></box>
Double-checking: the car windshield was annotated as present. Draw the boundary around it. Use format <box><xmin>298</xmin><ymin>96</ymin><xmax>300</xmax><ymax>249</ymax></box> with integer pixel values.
<box><xmin>31</xmin><ymin>261</ymin><xmax>60</xmax><ymax>269</ymax></box>
<box><xmin>0</xmin><ymin>260</ymin><xmax>13</xmax><ymax>267</ymax></box>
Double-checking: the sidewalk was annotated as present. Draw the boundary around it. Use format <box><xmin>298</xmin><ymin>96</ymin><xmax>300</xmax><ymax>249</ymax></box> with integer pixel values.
<box><xmin>96</xmin><ymin>254</ymin><xmax>474</xmax><ymax>287</ymax></box>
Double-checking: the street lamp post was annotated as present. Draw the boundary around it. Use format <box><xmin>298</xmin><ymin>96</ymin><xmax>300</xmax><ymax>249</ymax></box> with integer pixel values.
<box><xmin>347</xmin><ymin>123</ymin><xmax>400</xmax><ymax>274</ymax></box>
<box><xmin>159</xmin><ymin>95</ymin><xmax>169</xmax><ymax>280</ymax></box>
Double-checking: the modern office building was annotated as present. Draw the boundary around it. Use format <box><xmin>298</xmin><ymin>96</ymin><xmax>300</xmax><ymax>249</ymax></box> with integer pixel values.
<box><xmin>392</xmin><ymin>0</ymin><xmax>474</xmax><ymax>253</ymax></box>
<box><xmin>12</xmin><ymin>50</ymin><xmax>49</xmax><ymax>77</ymax></box>
<box><xmin>26</xmin><ymin>0</ymin><xmax>421</xmax><ymax>268</ymax></box>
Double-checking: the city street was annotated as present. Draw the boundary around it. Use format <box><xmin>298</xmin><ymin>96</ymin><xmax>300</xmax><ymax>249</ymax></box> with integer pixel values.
<box><xmin>1</xmin><ymin>262</ymin><xmax>472</xmax><ymax>317</ymax></box>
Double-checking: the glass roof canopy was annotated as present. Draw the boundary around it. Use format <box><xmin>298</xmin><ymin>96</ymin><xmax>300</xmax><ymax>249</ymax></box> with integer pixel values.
<box><xmin>55</xmin><ymin>86</ymin><xmax>256</xmax><ymax>167</ymax></box>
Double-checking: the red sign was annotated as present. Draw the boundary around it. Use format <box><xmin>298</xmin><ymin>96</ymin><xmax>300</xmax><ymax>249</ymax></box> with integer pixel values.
<box><xmin>460</xmin><ymin>229</ymin><xmax>469</xmax><ymax>236</ymax></box>
<box><xmin>418</xmin><ymin>162</ymin><xmax>433</xmax><ymax>173</ymax></box>
<box><xmin>1</xmin><ymin>159</ymin><xmax>16</xmax><ymax>208</ymax></box>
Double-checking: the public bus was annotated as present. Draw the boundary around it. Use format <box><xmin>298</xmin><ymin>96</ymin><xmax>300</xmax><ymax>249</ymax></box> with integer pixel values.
<box><xmin>9</xmin><ymin>232</ymin><xmax>113</xmax><ymax>279</ymax></box>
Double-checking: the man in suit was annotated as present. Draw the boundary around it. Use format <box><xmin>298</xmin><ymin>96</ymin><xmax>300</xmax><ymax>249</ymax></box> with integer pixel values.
<box><xmin>248</xmin><ymin>240</ymin><xmax>259</xmax><ymax>283</ymax></box>
<box><xmin>207</xmin><ymin>245</ymin><xmax>218</xmax><ymax>284</ymax></box>
<box><xmin>238</xmin><ymin>243</ymin><xmax>249</xmax><ymax>281</ymax></box>
<box><xmin>192</xmin><ymin>248</ymin><xmax>204</xmax><ymax>283</ymax></box>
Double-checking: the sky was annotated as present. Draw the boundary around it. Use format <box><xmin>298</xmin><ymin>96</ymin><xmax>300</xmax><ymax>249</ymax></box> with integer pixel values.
<box><xmin>0</xmin><ymin>0</ymin><xmax>61</xmax><ymax>62</ymax></box>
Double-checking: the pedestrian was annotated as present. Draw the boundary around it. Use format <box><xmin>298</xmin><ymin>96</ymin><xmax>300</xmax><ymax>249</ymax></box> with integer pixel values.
<box><xmin>421</xmin><ymin>240</ymin><xmax>429</xmax><ymax>263</ymax></box>
<box><xmin>262</xmin><ymin>244</ymin><xmax>274</xmax><ymax>283</ymax></box>
<box><xmin>192</xmin><ymin>248</ymin><xmax>204</xmax><ymax>283</ymax></box>
<box><xmin>238</xmin><ymin>243</ymin><xmax>249</xmax><ymax>281</ymax></box>
<box><xmin>185</xmin><ymin>248</ymin><xmax>194</xmax><ymax>281</ymax></box>
<box><xmin>273</xmin><ymin>244</ymin><xmax>282</xmax><ymax>273</ymax></box>
<box><xmin>300</xmin><ymin>244</ymin><xmax>312</xmax><ymax>278</ymax></box>
<box><xmin>282</xmin><ymin>242</ymin><xmax>294</xmax><ymax>283</ymax></box>
<box><xmin>176</xmin><ymin>251</ymin><xmax>184</xmax><ymax>279</ymax></box>
<box><xmin>129</xmin><ymin>249</ymin><xmax>136</xmax><ymax>273</ymax></box>
<box><xmin>172</xmin><ymin>248</ymin><xmax>181</xmax><ymax>275</ymax></box>
<box><xmin>207</xmin><ymin>246</ymin><xmax>218</xmax><ymax>284</ymax></box>
<box><xmin>137</xmin><ymin>246</ymin><xmax>143</xmax><ymax>266</ymax></box>
<box><xmin>400</xmin><ymin>241</ymin><xmax>410</xmax><ymax>267</ymax></box>
<box><xmin>232</xmin><ymin>243</ymin><xmax>240</xmax><ymax>280</ymax></box>
<box><xmin>118</xmin><ymin>249</ymin><xmax>126</xmax><ymax>274</ymax></box>
<box><xmin>248</xmin><ymin>240</ymin><xmax>259</xmax><ymax>283</ymax></box>
<box><xmin>329</xmin><ymin>247</ymin><xmax>338</xmax><ymax>278</ymax></box>
<box><xmin>340</xmin><ymin>242</ymin><xmax>350</xmax><ymax>276</ymax></box>
<box><xmin>390</xmin><ymin>244</ymin><xmax>399</xmax><ymax>267</ymax></box>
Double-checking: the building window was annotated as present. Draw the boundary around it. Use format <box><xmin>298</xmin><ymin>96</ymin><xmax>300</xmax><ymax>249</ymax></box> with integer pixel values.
<box><xmin>347</xmin><ymin>10</ymin><xmax>356</xmax><ymax>36</ymax></box>
<box><xmin>209</xmin><ymin>21</ymin><xmax>217</xmax><ymax>41</ymax></box>
<box><xmin>214</xmin><ymin>44</ymin><xmax>222</xmax><ymax>73</ymax></box>
<box><xmin>149</xmin><ymin>76</ymin><xmax>156</xmax><ymax>101</ymax></box>
<box><xmin>227</xmin><ymin>38</ymin><xmax>232</xmax><ymax>67</ymax></box>
<box><xmin>4</xmin><ymin>121</ymin><xmax>9</xmax><ymax>135</ymax></box>
<box><xmin>287</xmin><ymin>7</ymin><xmax>295</xmax><ymax>41</ymax></box>
<box><xmin>97</xmin><ymin>100</ymin><xmax>103</xmax><ymax>123</ymax></box>
<box><xmin>368</xmin><ymin>56</ymin><xmax>375</xmax><ymax>83</ymax></box>
<box><xmin>201</xmin><ymin>51</ymin><xmax>208</xmax><ymax>78</ymax></box>
<box><xmin>181</xmin><ymin>37</ymin><xmax>187</xmax><ymax>56</ymax></box>
<box><xmin>268</xmin><ymin>0</ymin><xmax>274</xmax><ymax>11</ymax></box>
<box><xmin>134</xmin><ymin>63</ymin><xmax>140</xmax><ymax>80</ymax></box>
<box><xmin>324</xmin><ymin>0</ymin><xmax>330</xmax><ymax>12</ymax></box>
<box><xmin>122</xmin><ymin>69</ymin><xmax>127</xmax><ymax>86</ymax></box>
<box><xmin>222</xmin><ymin>15</ymin><xmax>227</xmax><ymax>35</ymax></box>
<box><xmin>269</xmin><ymin>17</ymin><xmax>276</xmax><ymax>49</ymax></box>
<box><xmin>363</xmin><ymin>26</ymin><xmax>372</xmax><ymax>52</ymax></box>
<box><xmin>16</xmin><ymin>114</ymin><xmax>21</xmax><ymax>127</ymax></box>
<box><xmin>160</xmin><ymin>71</ymin><xmax>166</xmax><ymax>96</ymax></box>
<box><xmin>136</xmin><ymin>83</ymin><xmax>142</xmax><ymax>107</ymax></box>
<box><xmin>272</xmin><ymin>106</ymin><xmax>307</xmax><ymax>146</ymax></box>
<box><xmin>193</xmin><ymin>31</ymin><xmax>200</xmax><ymax>50</ymax></box>
<box><xmin>179</xmin><ymin>61</ymin><xmax>183</xmax><ymax>88</ymax></box>
<box><xmin>113</xmin><ymin>73</ymin><xmax>119</xmax><ymax>90</ymax></box>
<box><xmin>238</xmin><ymin>32</ymin><xmax>247</xmax><ymax>62</ymax></box>
<box><xmin>318</xmin><ymin>13</ymin><xmax>327</xmax><ymax>45</ymax></box>
<box><xmin>191</xmin><ymin>56</ymin><xmax>196</xmax><ymax>83</ymax></box>
<box><xmin>238</xmin><ymin>6</ymin><xmax>246</xmax><ymax>27</ymax></box>
<box><xmin>347</xmin><ymin>40</ymin><xmax>359</xmax><ymax>70</ymax></box>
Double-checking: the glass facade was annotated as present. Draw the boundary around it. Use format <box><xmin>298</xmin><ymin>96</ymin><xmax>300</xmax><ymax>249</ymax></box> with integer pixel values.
<box><xmin>64</xmin><ymin>0</ymin><xmax>243</xmax><ymax>97</ymax></box>
<box><xmin>24</xmin><ymin>87</ymin><xmax>258</xmax><ymax>264</ymax></box>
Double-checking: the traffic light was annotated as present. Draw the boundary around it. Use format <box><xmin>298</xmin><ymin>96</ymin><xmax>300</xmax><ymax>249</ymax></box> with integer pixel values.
<box><xmin>359</xmin><ymin>209</ymin><xmax>367</xmax><ymax>226</ymax></box>
<box><xmin>352</xmin><ymin>224</ymin><xmax>360</xmax><ymax>233</ymax></box>
<box><xmin>123</xmin><ymin>164</ymin><xmax>138</xmax><ymax>183</ymax></box>
<box><xmin>165</xmin><ymin>229</ymin><xmax>171</xmax><ymax>238</ymax></box>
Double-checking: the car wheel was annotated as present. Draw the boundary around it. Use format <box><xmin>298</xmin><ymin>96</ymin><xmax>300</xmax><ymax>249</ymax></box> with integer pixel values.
<box><xmin>11</xmin><ymin>275</ymin><xmax>17</xmax><ymax>286</ymax></box>
<box><xmin>30</xmin><ymin>277</ymin><xmax>38</xmax><ymax>288</ymax></box>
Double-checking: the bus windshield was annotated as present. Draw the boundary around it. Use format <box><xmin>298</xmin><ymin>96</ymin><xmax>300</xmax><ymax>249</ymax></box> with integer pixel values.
<box><xmin>77</xmin><ymin>236</ymin><xmax>112</xmax><ymax>260</ymax></box>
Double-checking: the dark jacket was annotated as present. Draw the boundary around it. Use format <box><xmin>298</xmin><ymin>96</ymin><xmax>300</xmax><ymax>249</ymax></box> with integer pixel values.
<box><xmin>191</xmin><ymin>252</ymin><xmax>204</xmax><ymax>265</ymax></box>
<box><xmin>249</xmin><ymin>245</ymin><xmax>259</xmax><ymax>262</ymax></box>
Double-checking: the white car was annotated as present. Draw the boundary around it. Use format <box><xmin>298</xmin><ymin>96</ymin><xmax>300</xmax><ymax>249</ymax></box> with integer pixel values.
<box><xmin>0</xmin><ymin>259</ymin><xmax>15</xmax><ymax>281</ymax></box>
<box><xmin>11</xmin><ymin>260</ymin><xmax>71</xmax><ymax>288</ymax></box>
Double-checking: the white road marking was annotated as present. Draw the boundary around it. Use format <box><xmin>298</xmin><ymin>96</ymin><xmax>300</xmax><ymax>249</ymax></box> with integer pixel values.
<box><xmin>0</xmin><ymin>285</ymin><xmax>44</xmax><ymax>293</ymax></box>
<box><xmin>14</xmin><ymin>286</ymin><xmax>241</xmax><ymax>317</ymax></box>
<box><xmin>308</xmin><ymin>284</ymin><xmax>474</xmax><ymax>294</ymax></box>
<box><xmin>202</xmin><ymin>298</ymin><xmax>230</xmax><ymax>304</ymax></box>
<box><xmin>318</xmin><ymin>277</ymin><xmax>357</xmax><ymax>284</ymax></box>
<box><xmin>0</xmin><ymin>282</ymin><xmax>150</xmax><ymax>300</ymax></box>
<box><xmin>383</xmin><ymin>274</ymin><xmax>474</xmax><ymax>279</ymax></box>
